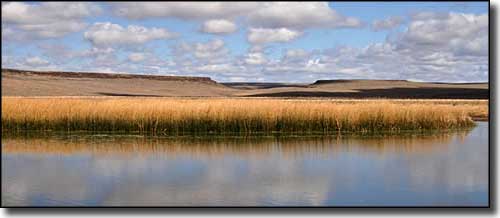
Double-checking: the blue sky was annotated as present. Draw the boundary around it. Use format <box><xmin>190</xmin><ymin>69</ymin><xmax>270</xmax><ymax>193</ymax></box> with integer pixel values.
<box><xmin>1</xmin><ymin>2</ymin><xmax>489</xmax><ymax>82</ymax></box>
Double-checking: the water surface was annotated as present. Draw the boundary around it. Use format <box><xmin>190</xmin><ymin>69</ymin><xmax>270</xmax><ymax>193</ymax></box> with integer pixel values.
<box><xmin>2</xmin><ymin>123</ymin><xmax>489</xmax><ymax>206</ymax></box>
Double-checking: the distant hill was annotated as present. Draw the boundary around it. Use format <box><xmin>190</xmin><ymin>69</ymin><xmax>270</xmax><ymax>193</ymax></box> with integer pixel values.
<box><xmin>2</xmin><ymin>68</ymin><xmax>489</xmax><ymax>99</ymax></box>
<box><xmin>2</xmin><ymin>68</ymin><xmax>229</xmax><ymax>97</ymax></box>
<box><xmin>2</xmin><ymin>68</ymin><xmax>217</xmax><ymax>83</ymax></box>
<box><xmin>312</xmin><ymin>79</ymin><xmax>488</xmax><ymax>86</ymax></box>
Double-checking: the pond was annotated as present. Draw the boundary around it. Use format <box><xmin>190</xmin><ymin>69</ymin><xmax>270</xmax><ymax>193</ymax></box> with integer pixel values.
<box><xmin>1</xmin><ymin>122</ymin><xmax>489</xmax><ymax>206</ymax></box>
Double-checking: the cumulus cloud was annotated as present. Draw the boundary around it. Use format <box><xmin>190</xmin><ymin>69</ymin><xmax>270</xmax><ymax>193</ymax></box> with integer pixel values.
<box><xmin>128</xmin><ymin>53</ymin><xmax>146</xmax><ymax>62</ymax></box>
<box><xmin>244</xmin><ymin>52</ymin><xmax>267</xmax><ymax>65</ymax></box>
<box><xmin>248</xmin><ymin>28</ymin><xmax>302</xmax><ymax>44</ymax></box>
<box><xmin>302</xmin><ymin>12</ymin><xmax>488</xmax><ymax>82</ymax></box>
<box><xmin>2</xmin><ymin>55</ymin><xmax>64</xmax><ymax>72</ymax></box>
<box><xmin>37</xmin><ymin>43</ymin><xmax>79</xmax><ymax>61</ymax></box>
<box><xmin>169</xmin><ymin>39</ymin><xmax>230</xmax><ymax>72</ymax></box>
<box><xmin>192</xmin><ymin>39</ymin><xmax>228</xmax><ymax>59</ymax></box>
<box><xmin>2</xmin><ymin>2</ymin><xmax>100</xmax><ymax>24</ymax></box>
<box><xmin>2</xmin><ymin>2</ymin><xmax>488</xmax><ymax>83</ymax></box>
<box><xmin>1</xmin><ymin>2</ymin><xmax>100</xmax><ymax>39</ymax></box>
<box><xmin>24</xmin><ymin>56</ymin><xmax>49</xmax><ymax>67</ymax></box>
<box><xmin>195</xmin><ymin>63</ymin><xmax>241</xmax><ymax>74</ymax></box>
<box><xmin>80</xmin><ymin>47</ymin><xmax>120</xmax><ymax>69</ymax></box>
<box><xmin>80</xmin><ymin>47</ymin><xmax>116</xmax><ymax>57</ymax></box>
<box><xmin>397</xmin><ymin>12</ymin><xmax>488</xmax><ymax>57</ymax></box>
<box><xmin>4</xmin><ymin>21</ymin><xmax>87</xmax><ymax>39</ymax></box>
<box><xmin>111</xmin><ymin>2</ymin><xmax>259</xmax><ymax>20</ymax></box>
<box><xmin>371</xmin><ymin>16</ymin><xmax>403</xmax><ymax>31</ymax></box>
<box><xmin>84</xmin><ymin>22</ymin><xmax>176</xmax><ymax>47</ymax></box>
<box><xmin>111</xmin><ymin>2</ymin><xmax>362</xmax><ymax>31</ymax></box>
<box><xmin>201</xmin><ymin>19</ymin><xmax>238</xmax><ymax>34</ymax></box>
<box><xmin>284</xmin><ymin>49</ymin><xmax>311</xmax><ymax>60</ymax></box>
<box><xmin>241</xmin><ymin>11</ymin><xmax>488</xmax><ymax>83</ymax></box>
<box><xmin>247</xmin><ymin>2</ymin><xmax>363</xmax><ymax>29</ymax></box>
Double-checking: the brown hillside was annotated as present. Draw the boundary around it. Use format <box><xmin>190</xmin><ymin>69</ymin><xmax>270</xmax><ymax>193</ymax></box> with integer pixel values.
<box><xmin>2</xmin><ymin>68</ymin><xmax>232</xmax><ymax>97</ymax></box>
<box><xmin>2</xmin><ymin>68</ymin><xmax>489</xmax><ymax>99</ymax></box>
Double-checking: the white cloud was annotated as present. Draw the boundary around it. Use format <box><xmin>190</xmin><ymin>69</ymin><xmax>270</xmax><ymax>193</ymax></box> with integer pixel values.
<box><xmin>5</xmin><ymin>21</ymin><xmax>87</xmax><ymax>39</ymax></box>
<box><xmin>2</xmin><ymin>3</ymin><xmax>488</xmax><ymax>83</ymax></box>
<box><xmin>84</xmin><ymin>22</ymin><xmax>176</xmax><ymax>47</ymax></box>
<box><xmin>2</xmin><ymin>2</ymin><xmax>100</xmax><ymax>24</ymax></box>
<box><xmin>201</xmin><ymin>19</ymin><xmax>237</xmax><ymax>34</ymax></box>
<box><xmin>247</xmin><ymin>2</ymin><xmax>362</xmax><ymax>29</ymax></box>
<box><xmin>319</xmin><ymin>12</ymin><xmax>488</xmax><ymax>82</ymax></box>
<box><xmin>396</xmin><ymin>12</ymin><xmax>488</xmax><ymax>56</ymax></box>
<box><xmin>257</xmin><ymin>12</ymin><xmax>488</xmax><ymax>83</ymax></box>
<box><xmin>80</xmin><ymin>47</ymin><xmax>116</xmax><ymax>57</ymax></box>
<box><xmin>112</xmin><ymin>2</ymin><xmax>259</xmax><ymax>20</ymax></box>
<box><xmin>371</xmin><ymin>16</ymin><xmax>403</xmax><ymax>31</ymax></box>
<box><xmin>24</xmin><ymin>57</ymin><xmax>49</xmax><ymax>67</ymax></box>
<box><xmin>284</xmin><ymin>49</ymin><xmax>310</xmax><ymax>60</ymax></box>
<box><xmin>244</xmin><ymin>52</ymin><xmax>267</xmax><ymax>65</ymax></box>
<box><xmin>169</xmin><ymin>39</ymin><xmax>230</xmax><ymax>73</ymax></box>
<box><xmin>128</xmin><ymin>53</ymin><xmax>146</xmax><ymax>62</ymax></box>
<box><xmin>193</xmin><ymin>39</ymin><xmax>227</xmax><ymax>59</ymax></box>
<box><xmin>1</xmin><ymin>2</ymin><xmax>100</xmax><ymax>39</ymax></box>
<box><xmin>249</xmin><ymin>45</ymin><xmax>265</xmax><ymax>53</ymax></box>
<box><xmin>111</xmin><ymin>2</ymin><xmax>362</xmax><ymax>31</ymax></box>
<box><xmin>248</xmin><ymin>28</ymin><xmax>302</xmax><ymax>44</ymax></box>
<box><xmin>227</xmin><ymin>77</ymin><xmax>248</xmax><ymax>82</ymax></box>
<box><xmin>37</xmin><ymin>43</ymin><xmax>80</xmax><ymax>62</ymax></box>
<box><xmin>195</xmin><ymin>64</ymin><xmax>240</xmax><ymax>74</ymax></box>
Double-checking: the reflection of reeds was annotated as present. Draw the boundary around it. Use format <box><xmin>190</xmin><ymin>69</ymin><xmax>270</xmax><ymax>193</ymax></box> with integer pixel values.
<box><xmin>2</xmin><ymin>98</ymin><xmax>480</xmax><ymax>133</ymax></box>
<box><xmin>2</xmin><ymin>129</ymin><xmax>471</xmax><ymax>157</ymax></box>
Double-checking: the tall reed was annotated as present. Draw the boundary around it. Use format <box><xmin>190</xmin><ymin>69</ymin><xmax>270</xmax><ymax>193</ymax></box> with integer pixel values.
<box><xmin>2</xmin><ymin>98</ymin><xmax>478</xmax><ymax>134</ymax></box>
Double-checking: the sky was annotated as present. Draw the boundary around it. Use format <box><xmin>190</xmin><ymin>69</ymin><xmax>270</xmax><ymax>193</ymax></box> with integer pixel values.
<box><xmin>1</xmin><ymin>2</ymin><xmax>489</xmax><ymax>83</ymax></box>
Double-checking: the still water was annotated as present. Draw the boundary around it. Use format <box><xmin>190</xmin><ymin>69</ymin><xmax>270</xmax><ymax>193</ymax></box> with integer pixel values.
<box><xmin>2</xmin><ymin>122</ymin><xmax>488</xmax><ymax>207</ymax></box>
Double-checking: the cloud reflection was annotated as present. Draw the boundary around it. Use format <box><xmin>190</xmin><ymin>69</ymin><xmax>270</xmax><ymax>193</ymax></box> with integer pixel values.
<box><xmin>2</xmin><ymin>125</ymin><xmax>488</xmax><ymax>206</ymax></box>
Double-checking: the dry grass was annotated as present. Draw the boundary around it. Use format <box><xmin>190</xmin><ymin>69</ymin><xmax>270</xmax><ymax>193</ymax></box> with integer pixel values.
<box><xmin>2</xmin><ymin>97</ymin><xmax>485</xmax><ymax>134</ymax></box>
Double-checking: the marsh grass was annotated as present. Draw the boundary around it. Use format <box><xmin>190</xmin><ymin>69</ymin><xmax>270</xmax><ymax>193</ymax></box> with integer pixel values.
<box><xmin>2</xmin><ymin>98</ymin><xmax>480</xmax><ymax>134</ymax></box>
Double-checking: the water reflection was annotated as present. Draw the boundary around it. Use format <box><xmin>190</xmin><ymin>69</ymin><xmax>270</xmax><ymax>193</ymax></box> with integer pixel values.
<box><xmin>2</xmin><ymin>123</ymin><xmax>488</xmax><ymax>206</ymax></box>
<box><xmin>3</xmin><ymin>131</ymin><xmax>470</xmax><ymax>157</ymax></box>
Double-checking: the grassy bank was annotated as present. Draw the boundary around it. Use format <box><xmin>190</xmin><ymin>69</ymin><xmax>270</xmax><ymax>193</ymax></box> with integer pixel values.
<box><xmin>2</xmin><ymin>98</ymin><xmax>485</xmax><ymax>134</ymax></box>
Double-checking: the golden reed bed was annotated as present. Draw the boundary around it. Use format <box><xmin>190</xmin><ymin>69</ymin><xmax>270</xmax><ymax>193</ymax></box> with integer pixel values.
<box><xmin>1</xmin><ymin>97</ymin><xmax>487</xmax><ymax>134</ymax></box>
